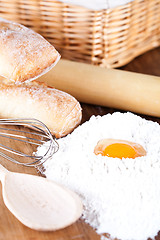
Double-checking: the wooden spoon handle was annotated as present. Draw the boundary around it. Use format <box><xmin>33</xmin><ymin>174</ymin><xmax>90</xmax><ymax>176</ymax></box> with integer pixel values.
<box><xmin>0</xmin><ymin>164</ymin><xmax>8</xmax><ymax>181</ymax></box>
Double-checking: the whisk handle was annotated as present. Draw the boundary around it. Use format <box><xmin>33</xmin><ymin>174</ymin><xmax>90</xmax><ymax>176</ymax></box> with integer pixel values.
<box><xmin>0</xmin><ymin>164</ymin><xmax>8</xmax><ymax>182</ymax></box>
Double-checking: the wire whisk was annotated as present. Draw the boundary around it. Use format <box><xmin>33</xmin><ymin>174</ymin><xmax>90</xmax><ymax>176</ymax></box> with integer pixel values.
<box><xmin>0</xmin><ymin>118</ymin><xmax>59</xmax><ymax>167</ymax></box>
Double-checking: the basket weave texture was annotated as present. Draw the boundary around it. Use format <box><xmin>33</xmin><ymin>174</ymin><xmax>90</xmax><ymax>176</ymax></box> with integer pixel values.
<box><xmin>0</xmin><ymin>0</ymin><xmax>159</xmax><ymax>68</ymax></box>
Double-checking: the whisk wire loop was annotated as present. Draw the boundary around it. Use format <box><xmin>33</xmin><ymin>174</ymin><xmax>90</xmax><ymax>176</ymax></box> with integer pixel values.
<box><xmin>0</xmin><ymin>118</ymin><xmax>59</xmax><ymax>167</ymax></box>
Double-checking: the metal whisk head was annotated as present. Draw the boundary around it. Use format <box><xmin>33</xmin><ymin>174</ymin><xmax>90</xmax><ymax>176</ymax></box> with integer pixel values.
<box><xmin>0</xmin><ymin>118</ymin><xmax>59</xmax><ymax>167</ymax></box>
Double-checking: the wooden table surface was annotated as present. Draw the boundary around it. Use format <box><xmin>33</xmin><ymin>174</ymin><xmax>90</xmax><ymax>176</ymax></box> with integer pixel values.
<box><xmin>0</xmin><ymin>47</ymin><xmax>160</xmax><ymax>240</ymax></box>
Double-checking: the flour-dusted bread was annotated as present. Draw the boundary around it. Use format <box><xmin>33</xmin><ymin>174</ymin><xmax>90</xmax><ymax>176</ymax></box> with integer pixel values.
<box><xmin>0</xmin><ymin>17</ymin><xmax>60</xmax><ymax>83</ymax></box>
<box><xmin>0</xmin><ymin>79</ymin><xmax>82</xmax><ymax>138</ymax></box>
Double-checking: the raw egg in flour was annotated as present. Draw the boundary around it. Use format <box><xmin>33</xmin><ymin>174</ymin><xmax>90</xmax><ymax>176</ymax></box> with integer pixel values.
<box><xmin>94</xmin><ymin>139</ymin><xmax>146</xmax><ymax>159</ymax></box>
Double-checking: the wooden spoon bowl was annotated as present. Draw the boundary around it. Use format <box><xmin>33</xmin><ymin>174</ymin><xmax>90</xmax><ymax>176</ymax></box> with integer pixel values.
<box><xmin>0</xmin><ymin>164</ymin><xmax>83</xmax><ymax>231</ymax></box>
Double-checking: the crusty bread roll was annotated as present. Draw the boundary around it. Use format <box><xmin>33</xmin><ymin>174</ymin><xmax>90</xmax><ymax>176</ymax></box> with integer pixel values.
<box><xmin>0</xmin><ymin>17</ymin><xmax>60</xmax><ymax>84</ymax></box>
<box><xmin>0</xmin><ymin>79</ymin><xmax>82</xmax><ymax>138</ymax></box>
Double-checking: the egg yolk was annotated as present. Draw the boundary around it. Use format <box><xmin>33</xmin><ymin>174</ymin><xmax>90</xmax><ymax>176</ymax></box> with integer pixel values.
<box><xmin>94</xmin><ymin>139</ymin><xmax>146</xmax><ymax>159</ymax></box>
<box><xmin>103</xmin><ymin>143</ymin><xmax>137</xmax><ymax>159</ymax></box>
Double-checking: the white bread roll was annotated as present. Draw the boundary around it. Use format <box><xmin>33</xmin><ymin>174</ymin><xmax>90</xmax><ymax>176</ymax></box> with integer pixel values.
<box><xmin>0</xmin><ymin>17</ymin><xmax>60</xmax><ymax>83</ymax></box>
<box><xmin>0</xmin><ymin>79</ymin><xmax>82</xmax><ymax>138</ymax></box>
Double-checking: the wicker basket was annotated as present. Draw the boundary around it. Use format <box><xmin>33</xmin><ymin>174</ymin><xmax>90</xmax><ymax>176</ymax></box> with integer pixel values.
<box><xmin>0</xmin><ymin>0</ymin><xmax>159</xmax><ymax>68</ymax></box>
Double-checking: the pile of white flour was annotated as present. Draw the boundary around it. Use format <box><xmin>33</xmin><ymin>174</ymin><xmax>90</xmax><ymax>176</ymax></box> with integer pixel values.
<box><xmin>37</xmin><ymin>112</ymin><xmax>160</xmax><ymax>240</ymax></box>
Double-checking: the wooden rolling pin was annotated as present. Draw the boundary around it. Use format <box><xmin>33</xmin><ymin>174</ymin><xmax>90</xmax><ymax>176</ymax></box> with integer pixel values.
<box><xmin>38</xmin><ymin>59</ymin><xmax>160</xmax><ymax>117</ymax></box>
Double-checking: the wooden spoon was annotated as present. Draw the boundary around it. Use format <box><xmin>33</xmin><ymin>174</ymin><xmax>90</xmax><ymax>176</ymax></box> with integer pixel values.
<box><xmin>0</xmin><ymin>164</ymin><xmax>83</xmax><ymax>231</ymax></box>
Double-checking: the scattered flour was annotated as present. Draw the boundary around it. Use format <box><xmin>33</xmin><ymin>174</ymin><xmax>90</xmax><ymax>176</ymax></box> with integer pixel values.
<box><xmin>37</xmin><ymin>112</ymin><xmax>160</xmax><ymax>240</ymax></box>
